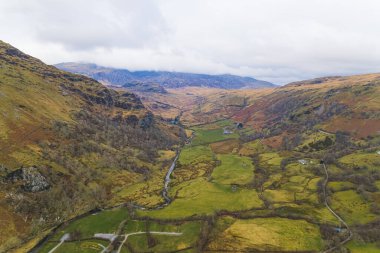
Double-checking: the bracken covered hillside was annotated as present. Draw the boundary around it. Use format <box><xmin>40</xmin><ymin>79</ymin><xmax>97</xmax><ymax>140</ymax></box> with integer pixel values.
<box><xmin>0</xmin><ymin>41</ymin><xmax>182</xmax><ymax>252</ymax></box>
<box><xmin>233</xmin><ymin>73</ymin><xmax>380</xmax><ymax>147</ymax></box>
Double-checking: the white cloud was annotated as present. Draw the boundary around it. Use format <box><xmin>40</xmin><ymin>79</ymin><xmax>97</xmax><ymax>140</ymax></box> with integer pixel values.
<box><xmin>1</xmin><ymin>0</ymin><xmax>380</xmax><ymax>84</ymax></box>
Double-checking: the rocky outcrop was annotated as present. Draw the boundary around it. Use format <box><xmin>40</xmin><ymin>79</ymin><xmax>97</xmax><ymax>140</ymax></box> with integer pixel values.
<box><xmin>125</xmin><ymin>115</ymin><xmax>139</xmax><ymax>127</ymax></box>
<box><xmin>139</xmin><ymin>112</ymin><xmax>154</xmax><ymax>129</ymax></box>
<box><xmin>59</xmin><ymin>83</ymin><xmax>144</xmax><ymax>110</ymax></box>
<box><xmin>6</xmin><ymin>166</ymin><xmax>50</xmax><ymax>192</ymax></box>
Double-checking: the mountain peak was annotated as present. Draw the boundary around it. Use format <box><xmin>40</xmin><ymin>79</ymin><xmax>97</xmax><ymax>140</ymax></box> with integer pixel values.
<box><xmin>55</xmin><ymin>62</ymin><xmax>276</xmax><ymax>89</ymax></box>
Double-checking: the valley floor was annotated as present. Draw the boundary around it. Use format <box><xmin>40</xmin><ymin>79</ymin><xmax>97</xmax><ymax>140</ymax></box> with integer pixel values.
<box><xmin>32</xmin><ymin>119</ymin><xmax>380</xmax><ymax>253</ymax></box>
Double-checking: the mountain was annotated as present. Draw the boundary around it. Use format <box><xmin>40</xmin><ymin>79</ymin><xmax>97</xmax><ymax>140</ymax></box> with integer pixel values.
<box><xmin>55</xmin><ymin>62</ymin><xmax>276</xmax><ymax>89</ymax></box>
<box><xmin>2</xmin><ymin>41</ymin><xmax>380</xmax><ymax>253</ymax></box>
<box><xmin>0</xmin><ymin>41</ymin><xmax>182</xmax><ymax>252</ymax></box>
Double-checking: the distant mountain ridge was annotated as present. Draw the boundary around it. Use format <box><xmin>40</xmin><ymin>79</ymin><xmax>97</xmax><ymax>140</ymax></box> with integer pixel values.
<box><xmin>55</xmin><ymin>62</ymin><xmax>276</xmax><ymax>89</ymax></box>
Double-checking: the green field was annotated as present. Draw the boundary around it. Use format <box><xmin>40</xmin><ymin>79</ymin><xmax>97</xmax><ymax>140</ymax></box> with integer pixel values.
<box><xmin>191</xmin><ymin>127</ymin><xmax>239</xmax><ymax>146</ymax></box>
<box><xmin>38</xmin><ymin>210</ymin><xmax>203</xmax><ymax>253</ymax></box>
<box><xmin>328</xmin><ymin>181</ymin><xmax>356</xmax><ymax>192</ymax></box>
<box><xmin>339</xmin><ymin>152</ymin><xmax>380</xmax><ymax>171</ymax></box>
<box><xmin>51</xmin><ymin>208</ymin><xmax>129</xmax><ymax>240</ymax></box>
<box><xmin>331</xmin><ymin>190</ymin><xmax>377</xmax><ymax>225</ymax></box>
<box><xmin>239</xmin><ymin>139</ymin><xmax>267</xmax><ymax>156</ymax></box>
<box><xmin>259</xmin><ymin>152</ymin><xmax>284</xmax><ymax>170</ymax></box>
<box><xmin>126</xmin><ymin>221</ymin><xmax>201</xmax><ymax>252</ymax></box>
<box><xmin>347</xmin><ymin>240</ymin><xmax>380</xmax><ymax>253</ymax></box>
<box><xmin>207</xmin><ymin>217</ymin><xmax>323</xmax><ymax>252</ymax></box>
<box><xmin>211</xmin><ymin>154</ymin><xmax>254</xmax><ymax>185</ymax></box>
<box><xmin>178</xmin><ymin>145</ymin><xmax>214</xmax><ymax>165</ymax></box>
<box><xmin>139</xmin><ymin>177</ymin><xmax>263</xmax><ymax>218</ymax></box>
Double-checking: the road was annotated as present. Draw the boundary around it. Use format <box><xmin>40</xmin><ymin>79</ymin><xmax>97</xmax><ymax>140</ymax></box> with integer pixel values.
<box><xmin>115</xmin><ymin>231</ymin><xmax>182</xmax><ymax>253</ymax></box>
<box><xmin>321</xmin><ymin>163</ymin><xmax>353</xmax><ymax>253</ymax></box>
<box><xmin>47</xmin><ymin>233</ymin><xmax>70</xmax><ymax>253</ymax></box>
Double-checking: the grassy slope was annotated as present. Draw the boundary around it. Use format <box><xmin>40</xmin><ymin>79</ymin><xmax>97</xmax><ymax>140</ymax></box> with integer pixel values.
<box><xmin>0</xmin><ymin>41</ymin><xmax>180</xmax><ymax>252</ymax></box>
<box><xmin>207</xmin><ymin>216</ymin><xmax>323</xmax><ymax>252</ymax></box>
<box><xmin>211</xmin><ymin>154</ymin><xmax>253</xmax><ymax>185</ymax></box>
<box><xmin>234</xmin><ymin>73</ymin><xmax>380</xmax><ymax>139</ymax></box>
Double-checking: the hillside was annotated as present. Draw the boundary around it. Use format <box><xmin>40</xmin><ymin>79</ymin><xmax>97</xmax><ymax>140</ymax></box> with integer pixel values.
<box><xmin>234</xmin><ymin>73</ymin><xmax>380</xmax><ymax>141</ymax></box>
<box><xmin>0</xmin><ymin>41</ymin><xmax>182</xmax><ymax>252</ymax></box>
<box><xmin>55</xmin><ymin>62</ymin><xmax>276</xmax><ymax>89</ymax></box>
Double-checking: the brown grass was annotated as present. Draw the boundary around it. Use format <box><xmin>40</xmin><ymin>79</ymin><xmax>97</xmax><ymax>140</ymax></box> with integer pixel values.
<box><xmin>210</xmin><ymin>139</ymin><xmax>240</xmax><ymax>154</ymax></box>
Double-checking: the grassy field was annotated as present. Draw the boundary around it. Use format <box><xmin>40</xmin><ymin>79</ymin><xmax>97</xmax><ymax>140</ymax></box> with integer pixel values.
<box><xmin>38</xmin><ymin>213</ymin><xmax>203</xmax><ymax>253</ymax></box>
<box><xmin>239</xmin><ymin>139</ymin><xmax>267</xmax><ymax>156</ymax></box>
<box><xmin>328</xmin><ymin>181</ymin><xmax>356</xmax><ymax>192</ymax></box>
<box><xmin>339</xmin><ymin>151</ymin><xmax>380</xmax><ymax>171</ymax></box>
<box><xmin>139</xmin><ymin>177</ymin><xmax>263</xmax><ymax>218</ymax></box>
<box><xmin>272</xmin><ymin>203</ymin><xmax>338</xmax><ymax>224</ymax></box>
<box><xmin>210</xmin><ymin>139</ymin><xmax>240</xmax><ymax>154</ymax></box>
<box><xmin>51</xmin><ymin>208</ymin><xmax>129</xmax><ymax>241</ymax></box>
<box><xmin>331</xmin><ymin>190</ymin><xmax>377</xmax><ymax>225</ymax></box>
<box><xmin>211</xmin><ymin>154</ymin><xmax>254</xmax><ymax>185</ymax></box>
<box><xmin>263</xmin><ymin>189</ymin><xmax>294</xmax><ymax>203</ymax></box>
<box><xmin>346</xmin><ymin>240</ymin><xmax>380</xmax><ymax>253</ymax></box>
<box><xmin>178</xmin><ymin>145</ymin><xmax>214</xmax><ymax>166</ymax></box>
<box><xmin>207</xmin><ymin>217</ymin><xmax>323</xmax><ymax>252</ymax></box>
<box><xmin>190</xmin><ymin>127</ymin><xmax>239</xmax><ymax>146</ymax></box>
<box><xmin>259</xmin><ymin>152</ymin><xmax>284</xmax><ymax>171</ymax></box>
<box><xmin>126</xmin><ymin>221</ymin><xmax>201</xmax><ymax>252</ymax></box>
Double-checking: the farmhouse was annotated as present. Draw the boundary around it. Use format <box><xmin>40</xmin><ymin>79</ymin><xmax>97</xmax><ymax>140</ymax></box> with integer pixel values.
<box><xmin>298</xmin><ymin>159</ymin><xmax>308</xmax><ymax>165</ymax></box>
<box><xmin>223</xmin><ymin>127</ymin><xmax>233</xmax><ymax>134</ymax></box>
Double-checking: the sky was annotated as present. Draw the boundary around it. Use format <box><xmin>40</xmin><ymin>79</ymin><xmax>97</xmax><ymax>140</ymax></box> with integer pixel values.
<box><xmin>1</xmin><ymin>0</ymin><xmax>380</xmax><ymax>84</ymax></box>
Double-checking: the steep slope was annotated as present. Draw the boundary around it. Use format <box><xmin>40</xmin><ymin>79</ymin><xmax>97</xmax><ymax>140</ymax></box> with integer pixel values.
<box><xmin>234</xmin><ymin>73</ymin><xmax>380</xmax><ymax>142</ymax></box>
<box><xmin>0</xmin><ymin>41</ymin><xmax>182</xmax><ymax>252</ymax></box>
<box><xmin>55</xmin><ymin>62</ymin><xmax>276</xmax><ymax>89</ymax></box>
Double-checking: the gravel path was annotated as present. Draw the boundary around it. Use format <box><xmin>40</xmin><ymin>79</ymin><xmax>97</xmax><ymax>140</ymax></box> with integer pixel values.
<box><xmin>321</xmin><ymin>162</ymin><xmax>353</xmax><ymax>253</ymax></box>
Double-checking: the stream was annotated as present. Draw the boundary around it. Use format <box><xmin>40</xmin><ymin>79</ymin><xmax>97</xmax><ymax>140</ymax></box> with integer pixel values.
<box><xmin>162</xmin><ymin>153</ymin><xmax>179</xmax><ymax>204</ymax></box>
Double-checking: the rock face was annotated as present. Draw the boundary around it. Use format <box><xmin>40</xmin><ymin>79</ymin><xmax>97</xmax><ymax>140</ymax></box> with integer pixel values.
<box><xmin>139</xmin><ymin>112</ymin><xmax>154</xmax><ymax>129</ymax></box>
<box><xmin>6</xmin><ymin>167</ymin><xmax>50</xmax><ymax>192</ymax></box>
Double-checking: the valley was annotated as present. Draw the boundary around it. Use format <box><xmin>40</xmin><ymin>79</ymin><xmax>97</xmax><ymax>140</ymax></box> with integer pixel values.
<box><xmin>32</xmin><ymin>113</ymin><xmax>380</xmax><ymax>252</ymax></box>
<box><xmin>0</xmin><ymin>41</ymin><xmax>380</xmax><ymax>253</ymax></box>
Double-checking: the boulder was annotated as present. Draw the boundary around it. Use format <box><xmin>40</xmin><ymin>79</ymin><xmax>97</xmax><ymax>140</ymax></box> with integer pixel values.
<box><xmin>6</xmin><ymin>166</ymin><xmax>50</xmax><ymax>192</ymax></box>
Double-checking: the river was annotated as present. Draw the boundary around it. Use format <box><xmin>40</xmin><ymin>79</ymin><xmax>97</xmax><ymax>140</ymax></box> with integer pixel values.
<box><xmin>162</xmin><ymin>152</ymin><xmax>179</xmax><ymax>204</ymax></box>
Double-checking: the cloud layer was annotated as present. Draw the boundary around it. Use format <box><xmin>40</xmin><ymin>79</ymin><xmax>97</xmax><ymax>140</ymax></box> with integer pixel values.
<box><xmin>1</xmin><ymin>0</ymin><xmax>380</xmax><ymax>84</ymax></box>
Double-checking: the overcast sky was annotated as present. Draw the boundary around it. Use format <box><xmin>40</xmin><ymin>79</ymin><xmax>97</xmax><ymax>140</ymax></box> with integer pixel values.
<box><xmin>1</xmin><ymin>0</ymin><xmax>380</xmax><ymax>84</ymax></box>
